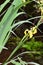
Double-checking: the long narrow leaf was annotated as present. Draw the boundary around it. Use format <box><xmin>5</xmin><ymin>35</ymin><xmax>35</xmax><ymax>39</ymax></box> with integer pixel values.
<box><xmin>0</xmin><ymin>0</ymin><xmax>10</xmax><ymax>12</ymax></box>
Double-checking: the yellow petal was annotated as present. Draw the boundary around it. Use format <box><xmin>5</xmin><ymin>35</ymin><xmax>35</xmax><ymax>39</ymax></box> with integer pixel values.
<box><xmin>32</xmin><ymin>26</ymin><xmax>37</xmax><ymax>34</ymax></box>
<box><xmin>29</xmin><ymin>30</ymin><xmax>33</xmax><ymax>38</ymax></box>
<box><xmin>24</xmin><ymin>29</ymin><xmax>29</xmax><ymax>35</ymax></box>
<box><xmin>33</xmin><ymin>29</ymin><xmax>37</xmax><ymax>34</ymax></box>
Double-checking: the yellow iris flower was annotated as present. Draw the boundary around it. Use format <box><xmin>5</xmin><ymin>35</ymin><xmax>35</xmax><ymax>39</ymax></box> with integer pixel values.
<box><xmin>24</xmin><ymin>29</ymin><xmax>33</xmax><ymax>38</ymax></box>
<box><xmin>24</xmin><ymin>26</ymin><xmax>37</xmax><ymax>39</ymax></box>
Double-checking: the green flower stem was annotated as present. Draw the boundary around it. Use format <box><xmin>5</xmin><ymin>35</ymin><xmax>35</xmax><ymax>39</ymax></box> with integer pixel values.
<box><xmin>4</xmin><ymin>34</ymin><xmax>28</xmax><ymax>64</ymax></box>
<box><xmin>36</xmin><ymin>1</ymin><xmax>43</xmax><ymax>28</ymax></box>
